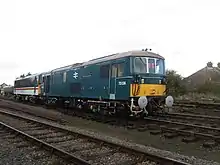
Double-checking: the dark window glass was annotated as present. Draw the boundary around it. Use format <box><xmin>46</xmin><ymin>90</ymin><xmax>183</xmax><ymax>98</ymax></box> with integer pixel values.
<box><xmin>100</xmin><ymin>64</ymin><xmax>110</xmax><ymax>78</ymax></box>
<box><xmin>117</xmin><ymin>63</ymin><xmax>124</xmax><ymax>77</ymax></box>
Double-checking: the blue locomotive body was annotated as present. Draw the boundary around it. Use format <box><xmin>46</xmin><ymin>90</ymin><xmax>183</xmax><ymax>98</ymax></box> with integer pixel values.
<box><xmin>47</xmin><ymin>56</ymin><xmax>130</xmax><ymax>100</ymax></box>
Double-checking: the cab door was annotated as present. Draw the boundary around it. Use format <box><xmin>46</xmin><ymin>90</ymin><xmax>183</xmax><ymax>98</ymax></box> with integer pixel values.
<box><xmin>109</xmin><ymin>63</ymin><xmax>117</xmax><ymax>100</ymax></box>
<box><xmin>109</xmin><ymin>61</ymin><xmax>126</xmax><ymax>100</ymax></box>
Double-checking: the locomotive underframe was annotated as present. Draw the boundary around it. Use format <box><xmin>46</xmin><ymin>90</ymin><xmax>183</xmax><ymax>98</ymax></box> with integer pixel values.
<box><xmin>13</xmin><ymin>93</ymin><xmax>167</xmax><ymax>118</ymax></box>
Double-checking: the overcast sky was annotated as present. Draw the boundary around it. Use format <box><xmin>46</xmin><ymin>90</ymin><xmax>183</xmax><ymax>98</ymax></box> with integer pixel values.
<box><xmin>0</xmin><ymin>0</ymin><xmax>220</xmax><ymax>85</ymax></box>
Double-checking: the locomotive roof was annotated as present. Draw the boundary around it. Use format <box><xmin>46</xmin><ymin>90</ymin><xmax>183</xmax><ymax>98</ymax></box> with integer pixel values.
<box><xmin>14</xmin><ymin>50</ymin><xmax>164</xmax><ymax>81</ymax></box>
<box><xmin>51</xmin><ymin>50</ymin><xmax>164</xmax><ymax>72</ymax></box>
<box><xmin>51</xmin><ymin>63</ymin><xmax>83</xmax><ymax>73</ymax></box>
<box><xmin>15</xmin><ymin>73</ymin><xmax>41</xmax><ymax>81</ymax></box>
<box><xmin>82</xmin><ymin>50</ymin><xmax>164</xmax><ymax>66</ymax></box>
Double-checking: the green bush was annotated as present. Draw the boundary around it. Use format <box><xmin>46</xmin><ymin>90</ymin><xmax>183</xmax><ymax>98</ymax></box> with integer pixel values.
<box><xmin>166</xmin><ymin>70</ymin><xmax>186</xmax><ymax>96</ymax></box>
<box><xmin>196</xmin><ymin>81</ymin><xmax>220</xmax><ymax>96</ymax></box>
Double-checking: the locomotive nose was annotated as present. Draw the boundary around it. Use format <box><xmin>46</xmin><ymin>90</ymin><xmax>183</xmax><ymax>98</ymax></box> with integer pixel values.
<box><xmin>150</xmin><ymin>88</ymin><xmax>156</xmax><ymax>94</ymax></box>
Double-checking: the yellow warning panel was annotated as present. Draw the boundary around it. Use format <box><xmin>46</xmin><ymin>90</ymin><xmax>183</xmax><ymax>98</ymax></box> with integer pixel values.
<box><xmin>130</xmin><ymin>84</ymin><xmax>166</xmax><ymax>97</ymax></box>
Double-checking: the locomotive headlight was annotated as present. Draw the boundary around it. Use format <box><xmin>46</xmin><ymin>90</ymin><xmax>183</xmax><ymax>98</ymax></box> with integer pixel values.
<box><xmin>159</xmin><ymin>80</ymin><xmax>162</xmax><ymax>84</ymax></box>
<box><xmin>165</xmin><ymin>95</ymin><xmax>174</xmax><ymax>108</ymax></box>
<box><xmin>138</xmin><ymin>96</ymin><xmax>148</xmax><ymax>109</ymax></box>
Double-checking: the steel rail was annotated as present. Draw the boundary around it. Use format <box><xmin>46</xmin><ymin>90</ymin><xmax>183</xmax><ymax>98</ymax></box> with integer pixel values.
<box><xmin>144</xmin><ymin>117</ymin><xmax>220</xmax><ymax>132</ymax></box>
<box><xmin>165</xmin><ymin>112</ymin><xmax>220</xmax><ymax>120</ymax></box>
<box><xmin>144</xmin><ymin>117</ymin><xmax>220</xmax><ymax>141</ymax></box>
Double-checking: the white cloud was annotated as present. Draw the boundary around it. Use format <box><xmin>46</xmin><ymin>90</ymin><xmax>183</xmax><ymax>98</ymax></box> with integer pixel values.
<box><xmin>0</xmin><ymin>0</ymin><xmax>220</xmax><ymax>84</ymax></box>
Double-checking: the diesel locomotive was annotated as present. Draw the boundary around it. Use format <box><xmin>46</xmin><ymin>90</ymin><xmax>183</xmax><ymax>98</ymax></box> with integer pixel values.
<box><xmin>13</xmin><ymin>49</ymin><xmax>174</xmax><ymax>117</ymax></box>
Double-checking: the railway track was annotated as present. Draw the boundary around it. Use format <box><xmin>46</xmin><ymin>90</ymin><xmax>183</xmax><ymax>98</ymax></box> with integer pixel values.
<box><xmin>4</xmin><ymin>99</ymin><xmax>220</xmax><ymax>145</ymax></box>
<box><xmin>0</xmin><ymin>109</ymin><xmax>190</xmax><ymax>165</ymax></box>
<box><xmin>142</xmin><ymin>116</ymin><xmax>220</xmax><ymax>143</ymax></box>
<box><xmin>74</xmin><ymin>109</ymin><xmax>220</xmax><ymax>142</ymax></box>
<box><xmin>177</xmin><ymin>106</ymin><xmax>220</xmax><ymax>116</ymax></box>
<box><xmin>128</xmin><ymin>112</ymin><xmax>220</xmax><ymax>145</ymax></box>
<box><xmin>106</xmin><ymin>112</ymin><xmax>220</xmax><ymax>146</ymax></box>
<box><xmin>156</xmin><ymin>112</ymin><xmax>220</xmax><ymax>127</ymax></box>
<box><xmin>1</xmin><ymin>97</ymin><xmax>220</xmax><ymax>147</ymax></box>
<box><xmin>0</xmin><ymin>125</ymin><xmax>71</xmax><ymax>165</ymax></box>
<box><xmin>0</xmin><ymin>102</ymin><xmax>67</xmax><ymax>123</ymax></box>
<box><xmin>1</xmin><ymin>97</ymin><xmax>220</xmax><ymax>164</ymax></box>
<box><xmin>174</xmin><ymin>100</ymin><xmax>220</xmax><ymax>109</ymax></box>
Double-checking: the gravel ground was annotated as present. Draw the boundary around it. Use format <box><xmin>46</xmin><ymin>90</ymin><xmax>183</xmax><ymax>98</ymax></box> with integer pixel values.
<box><xmin>57</xmin><ymin>139</ymin><xmax>97</xmax><ymax>152</ymax></box>
<box><xmin>137</xmin><ymin>161</ymin><xmax>157</xmax><ymax>165</ymax></box>
<box><xmin>75</xmin><ymin>146</ymin><xmax>112</xmax><ymax>157</ymax></box>
<box><xmin>93</xmin><ymin>152</ymin><xmax>136</xmax><ymax>165</ymax></box>
<box><xmin>0</xmin><ymin>128</ymin><xmax>74</xmax><ymax>165</ymax></box>
<box><xmin>0</xmin><ymin>98</ymin><xmax>220</xmax><ymax>164</ymax></box>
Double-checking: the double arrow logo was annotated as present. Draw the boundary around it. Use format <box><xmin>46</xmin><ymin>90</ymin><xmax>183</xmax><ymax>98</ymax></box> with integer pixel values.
<box><xmin>73</xmin><ymin>72</ymin><xmax>78</xmax><ymax>79</ymax></box>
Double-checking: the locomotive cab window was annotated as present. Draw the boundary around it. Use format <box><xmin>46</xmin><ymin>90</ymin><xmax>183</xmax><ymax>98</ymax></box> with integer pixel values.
<box><xmin>111</xmin><ymin>63</ymin><xmax>124</xmax><ymax>78</ymax></box>
<box><xmin>111</xmin><ymin>64</ymin><xmax>117</xmax><ymax>78</ymax></box>
<box><xmin>155</xmin><ymin>59</ymin><xmax>165</xmax><ymax>74</ymax></box>
<box><xmin>134</xmin><ymin>57</ymin><xmax>165</xmax><ymax>74</ymax></box>
<box><xmin>134</xmin><ymin>57</ymin><xmax>147</xmax><ymax>73</ymax></box>
<box><xmin>148</xmin><ymin>58</ymin><xmax>155</xmax><ymax>74</ymax></box>
<box><xmin>117</xmin><ymin>63</ymin><xmax>124</xmax><ymax>77</ymax></box>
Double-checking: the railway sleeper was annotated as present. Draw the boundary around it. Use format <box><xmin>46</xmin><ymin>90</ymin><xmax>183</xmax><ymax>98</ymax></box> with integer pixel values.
<box><xmin>19</xmin><ymin>146</ymin><xmax>42</xmax><ymax>153</ymax></box>
<box><xmin>163</xmin><ymin>132</ymin><xmax>179</xmax><ymax>139</ymax></box>
<box><xmin>17</xmin><ymin>124</ymin><xmax>42</xmax><ymax>129</ymax></box>
<box><xmin>181</xmin><ymin>137</ymin><xmax>198</xmax><ymax>143</ymax></box>
<box><xmin>44</xmin><ymin>135</ymin><xmax>74</xmax><ymax>144</ymax></box>
<box><xmin>20</xmin><ymin>126</ymin><xmax>46</xmax><ymax>131</ymax></box>
<box><xmin>0</xmin><ymin>132</ymin><xmax>16</xmax><ymax>138</ymax></box>
<box><xmin>9</xmin><ymin>138</ymin><xmax>25</xmax><ymax>143</ymax></box>
<box><xmin>137</xmin><ymin>126</ymin><xmax>148</xmax><ymax>132</ymax></box>
<box><xmin>37</xmin><ymin>132</ymin><xmax>66</xmax><ymax>139</ymax></box>
<box><xmin>203</xmin><ymin>141</ymin><xmax>217</xmax><ymax>148</ymax></box>
<box><xmin>25</xmin><ymin>129</ymin><xmax>55</xmax><ymax>136</ymax></box>
<box><xmin>146</xmin><ymin>123</ymin><xmax>160</xmax><ymax>130</ymax></box>
<box><xmin>150</xmin><ymin>130</ymin><xmax>161</xmax><ymax>135</ymax></box>
<box><xmin>161</xmin><ymin>127</ymin><xmax>220</xmax><ymax>141</ymax></box>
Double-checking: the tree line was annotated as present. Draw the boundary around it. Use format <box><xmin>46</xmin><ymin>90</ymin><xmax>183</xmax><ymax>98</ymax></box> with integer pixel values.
<box><xmin>207</xmin><ymin>61</ymin><xmax>220</xmax><ymax>68</ymax></box>
<box><xmin>166</xmin><ymin>61</ymin><xmax>220</xmax><ymax>97</ymax></box>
